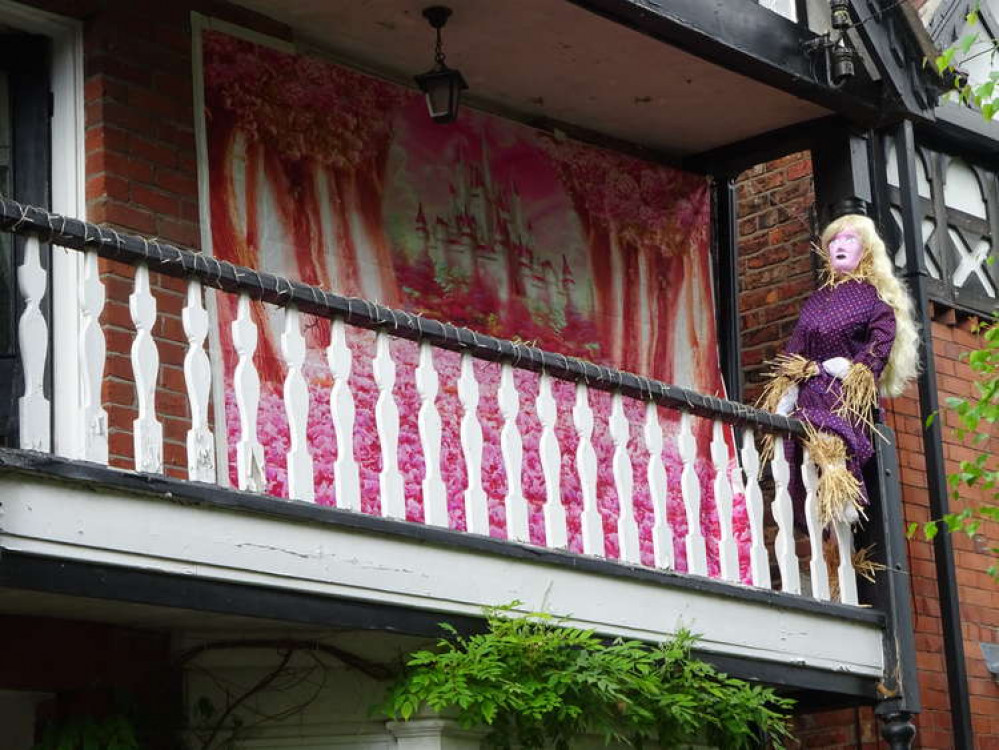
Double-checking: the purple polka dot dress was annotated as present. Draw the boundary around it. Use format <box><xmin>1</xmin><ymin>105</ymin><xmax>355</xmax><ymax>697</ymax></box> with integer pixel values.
<box><xmin>783</xmin><ymin>279</ymin><xmax>896</xmax><ymax>513</ymax></box>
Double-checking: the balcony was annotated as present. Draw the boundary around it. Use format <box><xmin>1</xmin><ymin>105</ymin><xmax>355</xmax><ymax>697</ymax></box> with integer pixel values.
<box><xmin>0</xmin><ymin>195</ymin><xmax>909</xmax><ymax>699</ymax></box>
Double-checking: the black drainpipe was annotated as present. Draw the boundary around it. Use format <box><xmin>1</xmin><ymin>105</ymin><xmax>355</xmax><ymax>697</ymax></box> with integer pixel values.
<box><xmin>893</xmin><ymin>120</ymin><xmax>974</xmax><ymax>749</ymax></box>
<box><xmin>712</xmin><ymin>175</ymin><xmax>743</xmax><ymax>403</ymax></box>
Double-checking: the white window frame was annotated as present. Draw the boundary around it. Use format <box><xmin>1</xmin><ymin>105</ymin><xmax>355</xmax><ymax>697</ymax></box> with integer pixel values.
<box><xmin>0</xmin><ymin>0</ymin><xmax>85</xmax><ymax>458</ymax></box>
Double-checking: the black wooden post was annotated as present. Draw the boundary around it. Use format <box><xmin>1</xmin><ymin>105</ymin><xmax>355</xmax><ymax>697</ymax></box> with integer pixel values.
<box><xmin>893</xmin><ymin>119</ymin><xmax>974</xmax><ymax>749</ymax></box>
<box><xmin>713</xmin><ymin>176</ymin><xmax>742</xmax><ymax>404</ymax></box>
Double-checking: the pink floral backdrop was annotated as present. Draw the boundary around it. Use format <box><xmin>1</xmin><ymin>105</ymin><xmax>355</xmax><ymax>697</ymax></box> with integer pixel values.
<box><xmin>201</xmin><ymin>30</ymin><xmax>751</xmax><ymax>578</ymax></box>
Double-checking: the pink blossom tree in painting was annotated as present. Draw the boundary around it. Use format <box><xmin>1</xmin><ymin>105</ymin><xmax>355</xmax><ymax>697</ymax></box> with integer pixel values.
<box><xmin>202</xmin><ymin>30</ymin><xmax>750</xmax><ymax>580</ymax></box>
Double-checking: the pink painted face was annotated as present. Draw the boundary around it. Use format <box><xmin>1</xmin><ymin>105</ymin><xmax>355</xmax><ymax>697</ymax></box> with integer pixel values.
<box><xmin>827</xmin><ymin>229</ymin><xmax>865</xmax><ymax>273</ymax></box>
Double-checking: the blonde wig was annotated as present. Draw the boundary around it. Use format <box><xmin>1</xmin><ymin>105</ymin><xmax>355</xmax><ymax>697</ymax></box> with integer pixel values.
<box><xmin>819</xmin><ymin>214</ymin><xmax>919</xmax><ymax>397</ymax></box>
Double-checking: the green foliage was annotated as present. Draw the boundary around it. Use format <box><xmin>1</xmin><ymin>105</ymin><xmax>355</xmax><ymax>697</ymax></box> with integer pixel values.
<box><xmin>381</xmin><ymin>605</ymin><xmax>794</xmax><ymax>750</ymax></box>
<box><xmin>923</xmin><ymin>317</ymin><xmax>999</xmax><ymax>580</ymax></box>
<box><xmin>33</xmin><ymin>715</ymin><xmax>139</xmax><ymax>750</ymax></box>
<box><xmin>933</xmin><ymin>3</ymin><xmax>999</xmax><ymax>120</ymax></box>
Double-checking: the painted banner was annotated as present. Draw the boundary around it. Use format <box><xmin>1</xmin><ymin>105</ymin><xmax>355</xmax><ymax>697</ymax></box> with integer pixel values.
<box><xmin>199</xmin><ymin>29</ymin><xmax>749</xmax><ymax>575</ymax></box>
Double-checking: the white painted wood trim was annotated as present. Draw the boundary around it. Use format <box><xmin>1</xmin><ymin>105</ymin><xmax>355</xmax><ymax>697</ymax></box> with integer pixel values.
<box><xmin>0</xmin><ymin>475</ymin><xmax>886</xmax><ymax>678</ymax></box>
<box><xmin>537</xmin><ymin>372</ymin><xmax>567</xmax><ymax>549</ymax></box>
<box><xmin>740</xmin><ymin>430</ymin><xmax>770</xmax><ymax>588</ymax></box>
<box><xmin>832</xmin><ymin>519</ymin><xmax>859</xmax><ymax>606</ymax></box>
<box><xmin>327</xmin><ymin>318</ymin><xmax>361</xmax><ymax>512</ymax></box>
<box><xmin>499</xmin><ymin>363</ymin><xmax>529</xmax><ymax>543</ymax></box>
<box><xmin>802</xmin><ymin>449</ymin><xmax>830</xmax><ymax>601</ymax></box>
<box><xmin>373</xmin><ymin>331</ymin><xmax>405</xmax><ymax>520</ymax></box>
<box><xmin>232</xmin><ymin>293</ymin><xmax>265</xmax><ymax>492</ymax></box>
<box><xmin>711</xmin><ymin>420</ymin><xmax>738</xmax><ymax>582</ymax></box>
<box><xmin>610</xmin><ymin>392</ymin><xmax>639</xmax><ymax>564</ymax></box>
<box><xmin>458</xmin><ymin>353</ymin><xmax>488</xmax><ymax>536</ymax></box>
<box><xmin>0</xmin><ymin>1</ymin><xmax>86</xmax><ymax>460</ymax></box>
<box><xmin>678</xmin><ymin>412</ymin><xmax>707</xmax><ymax>576</ymax></box>
<box><xmin>644</xmin><ymin>402</ymin><xmax>673</xmax><ymax>570</ymax></box>
<box><xmin>17</xmin><ymin>235</ymin><xmax>51</xmax><ymax>452</ymax></box>
<box><xmin>416</xmin><ymin>341</ymin><xmax>448</xmax><ymax>528</ymax></box>
<box><xmin>771</xmin><ymin>437</ymin><xmax>801</xmax><ymax>594</ymax></box>
<box><xmin>281</xmin><ymin>306</ymin><xmax>314</xmax><ymax>502</ymax></box>
<box><xmin>79</xmin><ymin>250</ymin><xmax>108</xmax><ymax>464</ymax></box>
<box><xmin>573</xmin><ymin>383</ymin><xmax>603</xmax><ymax>556</ymax></box>
<box><xmin>183</xmin><ymin>279</ymin><xmax>215</xmax><ymax>483</ymax></box>
<box><xmin>129</xmin><ymin>264</ymin><xmax>163</xmax><ymax>473</ymax></box>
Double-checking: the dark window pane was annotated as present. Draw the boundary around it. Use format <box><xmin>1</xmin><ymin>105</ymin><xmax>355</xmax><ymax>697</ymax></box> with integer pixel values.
<box><xmin>0</xmin><ymin>70</ymin><xmax>13</xmax><ymax>356</ymax></box>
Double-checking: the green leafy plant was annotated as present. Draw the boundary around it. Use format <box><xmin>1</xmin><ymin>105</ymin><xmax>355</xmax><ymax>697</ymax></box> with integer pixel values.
<box><xmin>933</xmin><ymin>3</ymin><xmax>999</xmax><ymax>119</ymax></box>
<box><xmin>32</xmin><ymin>714</ymin><xmax>139</xmax><ymax>750</ymax></box>
<box><xmin>381</xmin><ymin>605</ymin><xmax>794</xmax><ymax>750</ymax></box>
<box><xmin>909</xmin><ymin>320</ymin><xmax>999</xmax><ymax>579</ymax></box>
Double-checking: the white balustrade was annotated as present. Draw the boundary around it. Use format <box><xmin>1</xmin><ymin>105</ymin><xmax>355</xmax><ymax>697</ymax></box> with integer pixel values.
<box><xmin>129</xmin><ymin>263</ymin><xmax>162</xmax><ymax>473</ymax></box>
<box><xmin>771</xmin><ymin>436</ymin><xmax>801</xmax><ymax>594</ymax></box>
<box><xmin>232</xmin><ymin>293</ymin><xmax>265</xmax><ymax>492</ymax></box>
<box><xmin>611</xmin><ymin>392</ymin><xmax>640</xmax><ymax>564</ymax></box>
<box><xmin>574</xmin><ymin>382</ymin><xmax>604</xmax><ymax>556</ymax></box>
<box><xmin>79</xmin><ymin>249</ymin><xmax>108</xmax><ymax>464</ymax></box>
<box><xmin>739</xmin><ymin>429</ymin><xmax>770</xmax><ymax>588</ymax></box>
<box><xmin>281</xmin><ymin>306</ymin><xmax>314</xmax><ymax>502</ymax></box>
<box><xmin>327</xmin><ymin>317</ymin><xmax>361</xmax><ymax>512</ymax></box>
<box><xmin>802</xmin><ymin>449</ymin><xmax>830</xmax><ymax>601</ymax></box>
<box><xmin>183</xmin><ymin>279</ymin><xmax>215</xmax><ymax>482</ymax></box>
<box><xmin>374</xmin><ymin>330</ymin><xmax>405</xmax><ymax>520</ymax></box>
<box><xmin>17</xmin><ymin>235</ymin><xmax>50</xmax><ymax>452</ymax></box>
<box><xmin>537</xmin><ymin>372</ymin><xmax>567</xmax><ymax>549</ymax></box>
<box><xmin>712</xmin><ymin>420</ymin><xmax>739</xmax><ymax>582</ymax></box>
<box><xmin>499</xmin><ymin>363</ymin><xmax>529</xmax><ymax>543</ymax></box>
<box><xmin>459</xmin><ymin>353</ymin><xmax>489</xmax><ymax>535</ymax></box>
<box><xmin>678</xmin><ymin>412</ymin><xmax>707</xmax><ymax>576</ymax></box>
<box><xmin>644</xmin><ymin>402</ymin><xmax>673</xmax><ymax>570</ymax></box>
<box><xmin>416</xmin><ymin>341</ymin><xmax>448</xmax><ymax>527</ymax></box>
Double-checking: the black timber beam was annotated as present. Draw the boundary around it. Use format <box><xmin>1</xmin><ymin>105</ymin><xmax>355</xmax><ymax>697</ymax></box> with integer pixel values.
<box><xmin>919</xmin><ymin>104</ymin><xmax>999</xmax><ymax>171</ymax></box>
<box><xmin>685</xmin><ymin>116</ymin><xmax>837</xmax><ymax>176</ymax></box>
<box><xmin>566</xmin><ymin>0</ymin><xmax>884</xmax><ymax>123</ymax></box>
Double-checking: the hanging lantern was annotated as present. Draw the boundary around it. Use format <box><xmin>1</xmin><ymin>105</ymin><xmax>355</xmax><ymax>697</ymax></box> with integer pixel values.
<box><xmin>414</xmin><ymin>6</ymin><xmax>467</xmax><ymax>124</ymax></box>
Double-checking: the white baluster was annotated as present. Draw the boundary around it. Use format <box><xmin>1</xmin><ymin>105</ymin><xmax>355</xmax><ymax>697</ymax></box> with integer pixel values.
<box><xmin>281</xmin><ymin>306</ymin><xmax>314</xmax><ymax>502</ymax></box>
<box><xmin>740</xmin><ymin>429</ymin><xmax>770</xmax><ymax>588</ymax></box>
<box><xmin>130</xmin><ymin>263</ymin><xmax>162</xmax><ymax>473</ymax></box>
<box><xmin>537</xmin><ymin>372</ymin><xmax>567</xmax><ymax>548</ymax></box>
<box><xmin>802</xmin><ymin>449</ymin><xmax>830</xmax><ymax>600</ymax></box>
<box><xmin>832</xmin><ymin>519</ymin><xmax>859</xmax><ymax>605</ymax></box>
<box><xmin>801</xmin><ymin>449</ymin><xmax>829</xmax><ymax>601</ymax></box>
<box><xmin>327</xmin><ymin>318</ymin><xmax>360</xmax><ymax>512</ymax></box>
<box><xmin>499</xmin><ymin>363</ymin><xmax>529</xmax><ymax>543</ymax></box>
<box><xmin>79</xmin><ymin>249</ymin><xmax>108</xmax><ymax>463</ymax></box>
<box><xmin>373</xmin><ymin>331</ymin><xmax>405</xmax><ymax>519</ymax></box>
<box><xmin>416</xmin><ymin>341</ymin><xmax>447</xmax><ymax>527</ymax></box>
<box><xmin>183</xmin><ymin>279</ymin><xmax>215</xmax><ymax>482</ymax></box>
<box><xmin>232</xmin><ymin>293</ymin><xmax>265</xmax><ymax>492</ymax></box>
<box><xmin>771</xmin><ymin>436</ymin><xmax>801</xmax><ymax>594</ymax></box>
<box><xmin>458</xmin><ymin>353</ymin><xmax>488</xmax><ymax>535</ymax></box>
<box><xmin>17</xmin><ymin>235</ymin><xmax>50</xmax><ymax>452</ymax></box>
<box><xmin>678</xmin><ymin>412</ymin><xmax>707</xmax><ymax>575</ymax></box>
<box><xmin>712</xmin><ymin>420</ymin><xmax>739</xmax><ymax>582</ymax></box>
<box><xmin>644</xmin><ymin>402</ymin><xmax>673</xmax><ymax>570</ymax></box>
<box><xmin>574</xmin><ymin>382</ymin><xmax>603</xmax><ymax>556</ymax></box>
<box><xmin>611</xmin><ymin>392</ymin><xmax>640</xmax><ymax>564</ymax></box>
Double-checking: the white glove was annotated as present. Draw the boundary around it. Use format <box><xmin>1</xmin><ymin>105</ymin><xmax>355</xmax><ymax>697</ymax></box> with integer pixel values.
<box><xmin>775</xmin><ymin>384</ymin><xmax>798</xmax><ymax>416</ymax></box>
<box><xmin>822</xmin><ymin>357</ymin><xmax>851</xmax><ymax>380</ymax></box>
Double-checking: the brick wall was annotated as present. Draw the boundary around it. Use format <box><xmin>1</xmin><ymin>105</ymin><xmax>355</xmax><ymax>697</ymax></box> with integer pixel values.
<box><xmin>737</xmin><ymin>155</ymin><xmax>999</xmax><ymax>748</ymax></box>
<box><xmin>33</xmin><ymin>0</ymin><xmax>288</xmax><ymax>476</ymax></box>
<box><xmin>736</xmin><ymin>152</ymin><xmax>817</xmax><ymax>403</ymax></box>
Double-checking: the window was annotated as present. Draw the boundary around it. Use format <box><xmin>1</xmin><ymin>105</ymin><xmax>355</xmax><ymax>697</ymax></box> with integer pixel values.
<box><xmin>886</xmin><ymin>140</ymin><xmax>999</xmax><ymax>315</ymax></box>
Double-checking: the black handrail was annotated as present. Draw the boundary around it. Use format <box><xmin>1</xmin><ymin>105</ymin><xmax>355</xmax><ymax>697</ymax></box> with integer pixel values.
<box><xmin>0</xmin><ymin>195</ymin><xmax>806</xmax><ymax>437</ymax></box>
